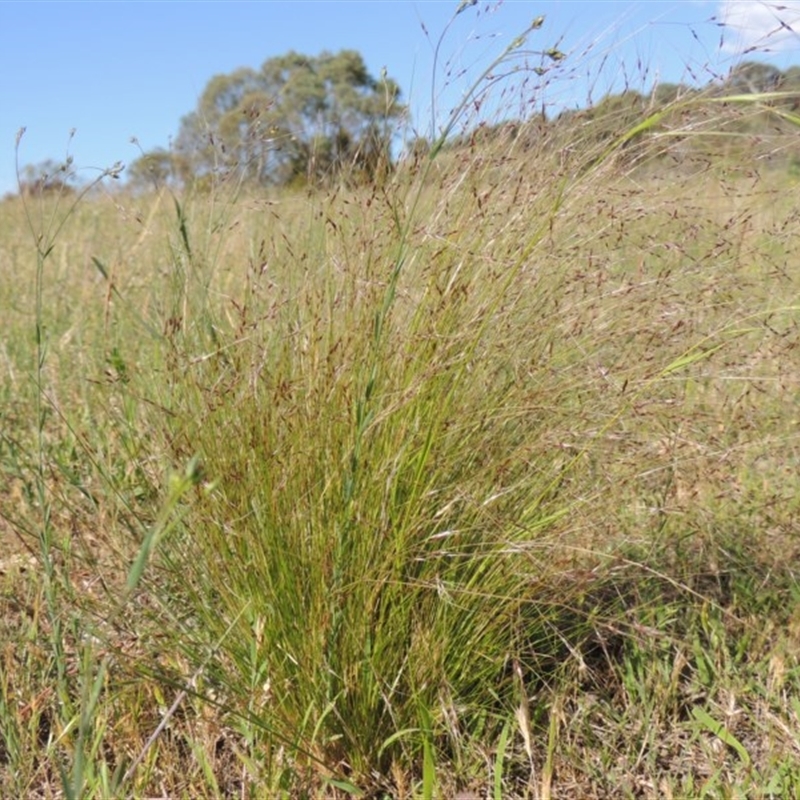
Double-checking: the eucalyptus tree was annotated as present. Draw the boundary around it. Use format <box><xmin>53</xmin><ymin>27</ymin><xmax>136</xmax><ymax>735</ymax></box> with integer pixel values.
<box><xmin>172</xmin><ymin>50</ymin><xmax>405</xmax><ymax>186</ymax></box>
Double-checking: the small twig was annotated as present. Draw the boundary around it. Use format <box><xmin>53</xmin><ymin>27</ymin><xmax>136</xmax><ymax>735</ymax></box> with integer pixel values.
<box><xmin>123</xmin><ymin>606</ymin><xmax>247</xmax><ymax>787</ymax></box>
<box><xmin>122</xmin><ymin>661</ymin><xmax>204</xmax><ymax>785</ymax></box>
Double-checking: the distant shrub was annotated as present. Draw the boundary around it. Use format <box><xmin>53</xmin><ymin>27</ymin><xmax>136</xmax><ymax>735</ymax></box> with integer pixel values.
<box><xmin>16</xmin><ymin>158</ymin><xmax>78</xmax><ymax>197</ymax></box>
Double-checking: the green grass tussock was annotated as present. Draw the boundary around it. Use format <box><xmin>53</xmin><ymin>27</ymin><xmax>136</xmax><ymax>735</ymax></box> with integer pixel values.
<box><xmin>3</xmin><ymin>48</ymin><xmax>800</xmax><ymax>798</ymax></box>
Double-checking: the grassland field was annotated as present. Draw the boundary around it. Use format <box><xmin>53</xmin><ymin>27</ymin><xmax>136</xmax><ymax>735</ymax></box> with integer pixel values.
<box><xmin>2</xmin><ymin>97</ymin><xmax>800</xmax><ymax>798</ymax></box>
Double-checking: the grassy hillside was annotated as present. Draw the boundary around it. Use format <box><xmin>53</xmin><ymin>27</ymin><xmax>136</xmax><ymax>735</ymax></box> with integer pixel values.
<box><xmin>2</xmin><ymin>87</ymin><xmax>800</xmax><ymax>798</ymax></box>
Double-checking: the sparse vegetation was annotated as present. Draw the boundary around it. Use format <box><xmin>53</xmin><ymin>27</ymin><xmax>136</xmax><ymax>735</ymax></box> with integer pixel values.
<box><xmin>3</xmin><ymin>9</ymin><xmax>800</xmax><ymax>799</ymax></box>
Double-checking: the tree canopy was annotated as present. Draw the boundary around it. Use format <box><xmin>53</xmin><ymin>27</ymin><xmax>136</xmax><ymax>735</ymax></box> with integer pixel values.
<box><xmin>117</xmin><ymin>55</ymin><xmax>800</xmax><ymax>193</ymax></box>
<box><xmin>129</xmin><ymin>50</ymin><xmax>405</xmax><ymax>190</ymax></box>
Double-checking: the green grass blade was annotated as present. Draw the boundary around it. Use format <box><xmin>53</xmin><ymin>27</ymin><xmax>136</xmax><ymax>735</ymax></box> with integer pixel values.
<box><xmin>692</xmin><ymin>707</ymin><xmax>751</xmax><ymax>767</ymax></box>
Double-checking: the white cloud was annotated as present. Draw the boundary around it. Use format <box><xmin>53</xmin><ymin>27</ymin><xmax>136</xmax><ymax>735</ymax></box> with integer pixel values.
<box><xmin>717</xmin><ymin>0</ymin><xmax>800</xmax><ymax>53</ymax></box>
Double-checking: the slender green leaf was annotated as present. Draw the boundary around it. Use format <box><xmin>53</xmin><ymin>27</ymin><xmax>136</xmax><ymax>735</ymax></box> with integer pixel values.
<box><xmin>692</xmin><ymin>707</ymin><xmax>751</xmax><ymax>766</ymax></box>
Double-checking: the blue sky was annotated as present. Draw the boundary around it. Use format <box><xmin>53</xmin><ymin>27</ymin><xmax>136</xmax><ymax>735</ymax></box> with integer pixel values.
<box><xmin>2</xmin><ymin>1</ymin><xmax>800</xmax><ymax>196</ymax></box>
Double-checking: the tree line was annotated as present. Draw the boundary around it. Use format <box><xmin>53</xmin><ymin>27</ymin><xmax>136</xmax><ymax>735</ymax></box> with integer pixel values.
<box><xmin>13</xmin><ymin>55</ymin><xmax>800</xmax><ymax>198</ymax></box>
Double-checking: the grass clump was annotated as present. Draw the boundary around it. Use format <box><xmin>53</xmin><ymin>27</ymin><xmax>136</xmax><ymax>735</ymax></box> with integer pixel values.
<box><xmin>4</xmin><ymin>14</ymin><xmax>800</xmax><ymax>798</ymax></box>
<box><xmin>159</xmin><ymin>164</ymin><xmax>585</xmax><ymax>793</ymax></box>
